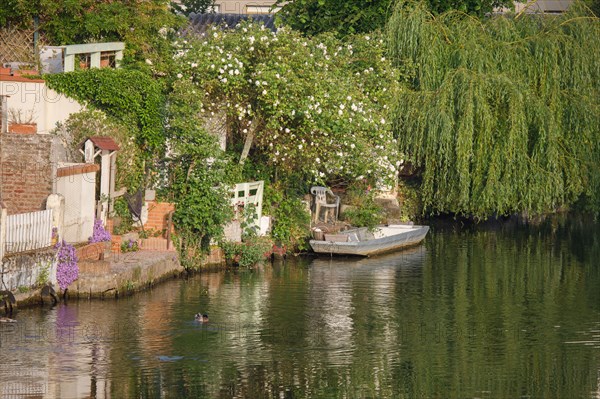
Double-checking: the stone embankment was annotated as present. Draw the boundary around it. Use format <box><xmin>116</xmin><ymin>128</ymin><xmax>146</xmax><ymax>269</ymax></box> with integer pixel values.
<box><xmin>75</xmin><ymin>250</ymin><xmax>183</xmax><ymax>299</ymax></box>
<box><xmin>9</xmin><ymin>244</ymin><xmax>225</xmax><ymax>308</ymax></box>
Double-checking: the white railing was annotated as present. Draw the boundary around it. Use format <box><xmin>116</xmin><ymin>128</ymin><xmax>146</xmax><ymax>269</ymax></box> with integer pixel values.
<box><xmin>3</xmin><ymin>209</ymin><xmax>53</xmax><ymax>254</ymax></box>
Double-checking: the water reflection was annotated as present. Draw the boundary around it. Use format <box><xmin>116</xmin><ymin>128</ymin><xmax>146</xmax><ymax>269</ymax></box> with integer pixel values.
<box><xmin>0</xmin><ymin>217</ymin><xmax>598</xmax><ymax>398</ymax></box>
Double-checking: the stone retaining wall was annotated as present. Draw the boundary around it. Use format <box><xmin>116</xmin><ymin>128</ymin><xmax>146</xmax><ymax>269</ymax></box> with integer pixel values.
<box><xmin>73</xmin><ymin>251</ymin><xmax>183</xmax><ymax>299</ymax></box>
<box><xmin>0</xmin><ymin>248</ymin><xmax>56</xmax><ymax>291</ymax></box>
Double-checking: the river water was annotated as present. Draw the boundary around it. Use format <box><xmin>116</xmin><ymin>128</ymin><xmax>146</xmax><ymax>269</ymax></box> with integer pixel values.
<box><xmin>0</xmin><ymin>216</ymin><xmax>599</xmax><ymax>398</ymax></box>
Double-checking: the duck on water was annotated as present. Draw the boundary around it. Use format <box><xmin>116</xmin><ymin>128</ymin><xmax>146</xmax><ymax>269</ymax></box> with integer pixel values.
<box><xmin>195</xmin><ymin>313</ymin><xmax>209</xmax><ymax>323</ymax></box>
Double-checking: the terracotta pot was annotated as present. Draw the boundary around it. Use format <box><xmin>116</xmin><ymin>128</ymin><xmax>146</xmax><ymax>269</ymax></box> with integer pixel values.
<box><xmin>0</xmin><ymin>67</ymin><xmax>11</xmax><ymax>76</ymax></box>
<box><xmin>12</xmin><ymin>69</ymin><xmax>38</xmax><ymax>77</ymax></box>
<box><xmin>8</xmin><ymin>123</ymin><xmax>37</xmax><ymax>134</ymax></box>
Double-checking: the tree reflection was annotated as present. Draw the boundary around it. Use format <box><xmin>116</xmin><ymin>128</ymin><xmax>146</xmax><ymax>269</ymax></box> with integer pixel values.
<box><xmin>117</xmin><ymin>218</ymin><xmax>599</xmax><ymax>398</ymax></box>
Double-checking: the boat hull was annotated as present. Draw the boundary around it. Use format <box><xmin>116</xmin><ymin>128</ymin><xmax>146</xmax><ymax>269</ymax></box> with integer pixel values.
<box><xmin>309</xmin><ymin>225</ymin><xmax>429</xmax><ymax>257</ymax></box>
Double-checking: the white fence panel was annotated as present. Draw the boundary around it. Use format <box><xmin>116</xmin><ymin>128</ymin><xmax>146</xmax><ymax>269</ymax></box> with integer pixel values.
<box><xmin>5</xmin><ymin>209</ymin><xmax>53</xmax><ymax>254</ymax></box>
<box><xmin>231</xmin><ymin>181</ymin><xmax>264</xmax><ymax>224</ymax></box>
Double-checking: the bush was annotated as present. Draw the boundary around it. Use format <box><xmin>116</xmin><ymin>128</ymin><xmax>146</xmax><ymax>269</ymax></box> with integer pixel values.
<box><xmin>112</xmin><ymin>197</ymin><xmax>135</xmax><ymax>235</ymax></box>
<box><xmin>268</xmin><ymin>185</ymin><xmax>311</xmax><ymax>251</ymax></box>
<box><xmin>342</xmin><ymin>182</ymin><xmax>384</xmax><ymax>230</ymax></box>
<box><xmin>221</xmin><ymin>236</ymin><xmax>272</xmax><ymax>268</ymax></box>
<box><xmin>55</xmin><ymin>240</ymin><xmax>78</xmax><ymax>291</ymax></box>
<box><xmin>120</xmin><ymin>239</ymin><xmax>139</xmax><ymax>253</ymax></box>
<box><xmin>89</xmin><ymin>218</ymin><xmax>112</xmax><ymax>243</ymax></box>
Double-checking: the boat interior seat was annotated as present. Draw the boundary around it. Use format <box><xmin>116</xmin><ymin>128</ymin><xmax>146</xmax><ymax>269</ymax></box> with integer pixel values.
<box><xmin>347</xmin><ymin>232</ymin><xmax>360</xmax><ymax>242</ymax></box>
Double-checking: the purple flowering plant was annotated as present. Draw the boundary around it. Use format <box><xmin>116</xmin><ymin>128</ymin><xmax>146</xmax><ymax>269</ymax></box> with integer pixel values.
<box><xmin>55</xmin><ymin>240</ymin><xmax>79</xmax><ymax>291</ymax></box>
<box><xmin>89</xmin><ymin>219</ymin><xmax>111</xmax><ymax>243</ymax></box>
<box><xmin>120</xmin><ymin>238</ymin><xmax>139</xmax><ymax>253</ymax></box>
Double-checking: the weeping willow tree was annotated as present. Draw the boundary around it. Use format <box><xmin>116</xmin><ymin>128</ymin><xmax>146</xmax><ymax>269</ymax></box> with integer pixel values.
<box><xmin>387</xmin><ymin>3</ymin><xmax>600</xmax><ymax>219</ymax></box>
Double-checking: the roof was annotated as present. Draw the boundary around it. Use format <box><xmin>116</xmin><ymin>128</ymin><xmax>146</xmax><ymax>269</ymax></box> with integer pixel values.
<box><xmin>86</xmin><ymin>136</ymin><xmax>120</xmax><ymax>151</ymax></box>
<box><xmin>184</xmin><ymin>13</ymin><xmax>277</xmax><ymax>36</ymax></box>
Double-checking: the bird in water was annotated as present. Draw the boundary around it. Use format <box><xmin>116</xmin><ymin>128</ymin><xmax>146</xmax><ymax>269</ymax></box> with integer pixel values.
<box><xmin>0</xmin><ymin>317</ymin><xmax>16</xmax><ymax>323</ymax></box>
<box><xmin>195</xmin><ymin>313</ymin><xmax>209</xmax><ymax>323</ymax></box>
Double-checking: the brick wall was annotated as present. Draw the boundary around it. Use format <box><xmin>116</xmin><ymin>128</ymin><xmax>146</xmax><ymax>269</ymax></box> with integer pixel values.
<box><xmin>144</xmin><ymin>201</ymin><xmax>175</xmax><ymax>234</ymax></box>
<box><xmin>0</xmin><ymin>133</ymin><xmax>54</xmax><ymax>214</ymax></box>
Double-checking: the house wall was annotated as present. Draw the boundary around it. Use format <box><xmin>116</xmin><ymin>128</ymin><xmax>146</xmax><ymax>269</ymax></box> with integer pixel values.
<box><xmin>0</xmin><ymin>76</ymin><xmax>82</xmax><ymax>134</ymax></box>
<box><xmin>0</xmin><ymin>132</ymin><xmax>55</xmax><ymax>214</ymax></box>
<box><xmin>513</xmin><ymin>0</ymin><xmax>573</xmax><ymax>13</ymax></box>
<box><xmin>213</xmin><ymin>0</ymin><xmax>279</xmax><ymax>14</ymax></box>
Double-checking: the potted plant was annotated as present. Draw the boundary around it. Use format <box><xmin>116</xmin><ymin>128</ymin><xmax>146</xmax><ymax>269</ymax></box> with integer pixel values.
<box><xmin>7</xmin><ymin>108</ymin><xmax>37</xmax><ymax>134</ymax></box>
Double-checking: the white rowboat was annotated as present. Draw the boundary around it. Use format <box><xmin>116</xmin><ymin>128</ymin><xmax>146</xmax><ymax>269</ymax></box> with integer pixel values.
<box><xmin>309</xmin><ymin>224</ymin><xmax>429</xmax><ymax>257</ymax></box>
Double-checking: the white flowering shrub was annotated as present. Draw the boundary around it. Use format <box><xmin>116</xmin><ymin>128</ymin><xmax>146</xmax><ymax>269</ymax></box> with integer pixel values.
<box><xmin>169</xmin><ymin>23</ymin><xmax>401</xmax><ymax>186</ymax></box>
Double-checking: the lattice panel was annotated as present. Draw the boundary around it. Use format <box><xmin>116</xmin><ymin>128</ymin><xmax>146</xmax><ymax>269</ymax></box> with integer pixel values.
<box><xmin>0</xmin><ymin>27</ymin><xmax>39</xmax><ymax>65</ymax></box>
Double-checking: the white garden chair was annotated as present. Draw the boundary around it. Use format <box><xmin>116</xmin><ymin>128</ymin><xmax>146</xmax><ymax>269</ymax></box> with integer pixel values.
<box><xmin>310</xmin><ymin>186</ymin><xmax>340</xmax><ymax>224</ymax></box>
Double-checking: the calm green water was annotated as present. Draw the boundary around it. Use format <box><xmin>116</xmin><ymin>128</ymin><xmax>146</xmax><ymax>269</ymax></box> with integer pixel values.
<box><xmin>1</xmin><ymin>216</ymin><xmax>599</xmax><ymax>398</ymax></box>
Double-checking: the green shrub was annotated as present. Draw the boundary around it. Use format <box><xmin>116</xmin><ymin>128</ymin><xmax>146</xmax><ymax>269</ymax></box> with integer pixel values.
<box><xmin>268</xmin><ymin>185</ymin><xmax>311</xmax><ymax>251</ymax></box>
<box><xmin>120</xmin><ymin>239</ymin><xmax>139</xmax><ymax>253</ymax></box>
<box><xmin>112</xmin><ymin>197</ymin><xmax>135</xmax><ymax>235</ymax></box>
<box><xmin>221</xmin><ymin>236</ymin><xmax>272</xmax><ymax>268</ymax></box>
<box><xmin>342</xmin><ymin>182</ymin><xmax>384</xmax><ymax>230</ymax></box>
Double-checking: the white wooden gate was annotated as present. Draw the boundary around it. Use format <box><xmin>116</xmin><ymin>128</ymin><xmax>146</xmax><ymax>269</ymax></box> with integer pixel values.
<box><xmin>231</xmin><ymin>181</ymin><xmax>264</xmax><ymax>229</ymax></box>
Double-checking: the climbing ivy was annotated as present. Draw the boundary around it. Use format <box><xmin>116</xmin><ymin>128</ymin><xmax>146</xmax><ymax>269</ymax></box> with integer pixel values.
<box><xmin>46</xmin><ymin>69</ymin><xmax>165</xmax><ymax>188</ymax></box>
<box><xmin>387</xmin><ymin>3</ymin><xmax>600</xmax><ymax>219</ymax></box>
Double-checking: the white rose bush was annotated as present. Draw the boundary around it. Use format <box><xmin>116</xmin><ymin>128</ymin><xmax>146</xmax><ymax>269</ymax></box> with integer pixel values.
<box><xmin>169</xmin><ymin>22</ymin><xmax>401</xmax><ymax>186</ymax></box>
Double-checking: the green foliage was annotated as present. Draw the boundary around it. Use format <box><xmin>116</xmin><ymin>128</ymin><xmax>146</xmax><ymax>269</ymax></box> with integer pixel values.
<box><xmin>172</xmin><ymin>23</ymin><xmax>401</xmax><ymax>187</ymax></box>
<box><xmin>171</xmin><ymin>0</ymin><xmax>216</xmax><ymax>16</ymax></box>
<box><xmin>221</xmin><ymin>236</ymin><xmax>272</xmax><ymax>268</ymax></box>
<box><xmin>52</xmin><ymin>109</ymin><xmax>144</xmax><ymax>190</ymax></box>
<box><xmin>138</xmin><ymin>228</ymin><xmax>163</xmax><ymax>239</ymax></box>
<box><xmin>36</xmin><ymin>261</ymin><xmax>51</xmax><ymax>287</ymax></box>
<box><xmin>46</xmin><ymin>69</ymin><xmax>165</xmax><ymax>189</ymax></box>
<box><xmin>397</xmin><ymin>180</ymin><xmax>423</xmax><ymax>221</ymax></box>
<box><xmin>164</xmin><ymin>128</ymin><xmax>235</xmax><ymax>268</ymax></box>
<box><xmin>274</xmin><ymin>0</ymin><xmax>394</xmax><ymax>37</ymax></box>
<box><xmin>0</xmin><ymin>0</ymin><xmax>184</xmax><ymax>72</ymax></box>
<box><xmin>342</xmin><ymin>183</ymin><xmax>385</xmax><ymax>230</ymax></box>
<box><xmin>425</xmin><ymin>0</ymin><xmax>512</xmax><ymax>15</ymax></box>
<box><xmin>272</xmin><ymin>0</ymin><xmax>514</xmax><ymax>36</ymax></box>
<box><xmin>387</xmin><ymin>3</ymin><xmax>600</xmax><ymax>219</ymax></box>
<box><xmin>268</xmin><ymin>185</ymin><xmax>311</xmax><ymax>250</ymax></box>
<box><xmin>112</xmin><ymin>197</ymin><xmax>135</xmax><ymax>235</ymax></box>
<box><xmin>120</xmin><ymin>239</ymin><xmax>140</xmax><ymax>253</ymax></box>
<box><xmin>588</xmin><ymin>0</ymin><xmax>600</xmax><ymax>16</ymax></box>
<box><xmin>240</xmin><ymin>203</ymin><xmax>259</xmax><ymax>239</ymax></box>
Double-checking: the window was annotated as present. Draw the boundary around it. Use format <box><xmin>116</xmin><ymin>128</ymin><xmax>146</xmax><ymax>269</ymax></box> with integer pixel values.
<box><xmin>78</xmin><ymin>53</ymin><xmax>91</xmax><ymax>70</ymax></box>
<box><xmin>100</xmin><ymin>51</ymin><xmax>117</xmax><ymax>68</ymax></box>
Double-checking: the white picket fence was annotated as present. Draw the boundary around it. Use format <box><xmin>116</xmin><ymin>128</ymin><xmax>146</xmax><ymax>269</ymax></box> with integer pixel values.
<box><xmin>3</xmin><ymin>209</ymin><xmax>53</xmax><ymax>254</ymax></box>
